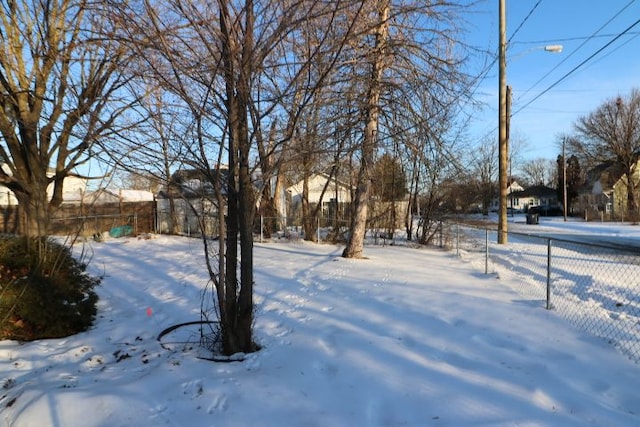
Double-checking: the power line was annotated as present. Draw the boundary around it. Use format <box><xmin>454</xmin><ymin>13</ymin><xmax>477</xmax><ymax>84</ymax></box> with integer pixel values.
<box><xmin>508</xmin><ymin>0</ymin><xmax>543</xmax><ymax>44</ymax></box>
<box><xmin>581</xmin><ymin>28</ymin><xmax>640</xmax><ymax>70</ymax></box>
<box><xmin>511</xmin><ymin>31</ymin><xmax>640</xmax><ymax>45</ymax></box>
<box><xmin>463</xmin><ymin>1</ymin><xmax>545</xmax><ymax>144</ymax></box>
<box><xmin>513</xmin><ymin>16</ymin><xmax>640</xmax><ymax>116</ymax></box>
<box><xmin>515</xmin><ymin>0</ymin><xmax>637</xmax><ymax>107</ymax></box>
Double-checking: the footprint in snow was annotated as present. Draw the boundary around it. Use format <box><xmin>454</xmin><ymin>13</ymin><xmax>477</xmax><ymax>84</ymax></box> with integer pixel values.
<box><xmin>318</xmin><ymin>327</ymin><xmax>339</xmax><ymax>356</ymax></box>
<box><xmin>207</xmin><ymin>393</ymin><xmax>228</xmax><ymax>413</ymax></box>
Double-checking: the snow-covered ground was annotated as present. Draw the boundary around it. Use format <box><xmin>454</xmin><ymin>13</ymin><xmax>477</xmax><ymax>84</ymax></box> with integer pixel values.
<box><xmin>2</xmin><ymin>223</ymin><xmax>640</xmax><ymax>426</ymax></box>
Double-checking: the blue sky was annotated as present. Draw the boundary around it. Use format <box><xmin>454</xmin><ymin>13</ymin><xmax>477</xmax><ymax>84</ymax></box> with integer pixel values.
<box><xmin>464</xmin><ymin>0</ymin><xmax>640</xmax><ymax>163</ymax></box>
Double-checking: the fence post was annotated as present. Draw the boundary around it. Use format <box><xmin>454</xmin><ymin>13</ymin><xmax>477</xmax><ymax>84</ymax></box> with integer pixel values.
<box><xmin>439</xmin><ymin>222</ymin><xmax>443</xmax><ymax>248</ymax></box>
<box><xmin>546</xmin><ymin>238</ymin><xmax>552</xmax><ymax>310</ymax></box>
<box><xmin>485</xmin><ymin>228</ymin><xmax>489</xmax><ymax>274</ymax></box>
<box><xmin>456</xmin><ymin>223</ymin><xmax>460</xmax><ymax>257</ymax></box>
<box><xmin>260</xmin><ymin>215</ymin><xmax>264</xmax><ymax>243</ymax></box>
<box><xmin>317</xmin><ymin>217</ymin><xmax>320</xmax><ymax>243</ymax></box>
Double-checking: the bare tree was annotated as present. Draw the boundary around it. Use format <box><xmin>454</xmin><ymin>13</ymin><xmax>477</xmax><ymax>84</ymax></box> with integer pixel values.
<box><xmin>469</xmin><ymin>137</ymin><xmax>498</xmax><ymax>215</ymax></box>
<box><xmin>520</xmin><ymin>158</ymin><xmax>554</xmax><ymax>186</ymax></box>
<box><xmin>572</xmin><ymin>89</ymin><xmax>640</xmax><ymax>221</ymax></box>
<box><xmin>114</xmin><ymin>0</ymin><xmax>366</xmax><ymax>355</ymax></box>
<box><xmin>342</xmin><ymin>0</ymin><xmax>389</xmax><ymax>258</ymax></box>
<box><xmin>114</xmin><ymin>87</ymin><xmax>190</xmax><ymax>234</ymax></box>
<box><xmin>342</xmin><ymin>1</ymin><xmax>471</xmax><ymax>257</ymax></box>
<box><xmin>0</xmin><ymin>0</ymin><xmax>134</xmax><ymax>236</ymax></box>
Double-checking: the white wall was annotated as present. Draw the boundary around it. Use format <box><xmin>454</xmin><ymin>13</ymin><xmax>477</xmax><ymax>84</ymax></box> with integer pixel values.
<box><xmin>288</xmin><ymin>174</ymin><xmax>351</xmax><ymax>206</ymax></box>
<box><xmin>0</xmin><ymin>175</ymin><xmax>88</xmax><ymax>206</ymax></box>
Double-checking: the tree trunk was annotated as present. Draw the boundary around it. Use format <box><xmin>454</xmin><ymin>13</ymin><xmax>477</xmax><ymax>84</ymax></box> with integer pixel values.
<box><xmin>626</xmin><ymin>174</ymin><xmax>639</xmax><ymax>223</ymax></box>
<box><xmin>301</xmin><ymin>175</ymin><xmax>318</xmax><ymax>242</ymax></box>
<box><xmin>15</xmin><ymin>185</ymin><xmax>51</xmax><ymax>238</ymax></box>
<box><xmin>343</xmin><ymin>161</ymin><xmax>372</xmax><ymax>258</ymax></box>
<box><xmin>167</xmin><ymin>196</ymin><xmax>177</xmax><ymax>235</ymax></box>
<box><xmin>342</xmin><ymin>0</ymin><xmax>389</xmax><ymax>259</ymax></box>
<box><xmin>219</xmin><ymin>0</ymin><xmax>256</xmax><ymax>355</ymax></box>
<box><xmin>259</xmin><ymin>185</ymin><xmax>277</xmax><ymax>238</ymax></box>
<box><xmin>273</xmin><ymin>173</ymin><xmax>284</xmax><ymax>232</ymax></box>
<box><xmin>405</xmin><ymin>159</ymin><xmax>418</xmax><ymax>241</ymax></box>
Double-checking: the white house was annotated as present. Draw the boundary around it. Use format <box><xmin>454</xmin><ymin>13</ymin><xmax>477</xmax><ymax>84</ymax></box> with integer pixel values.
<box><xmin>0</xmin><ymin>166</ymin><xmax>88</xmax><ymax>206</ymax></box>
<box><xmin>286</xmin><ymin>173</ymin><xmax>352</xmax><ymax>219</ymax></box>
<box><xmin>510</xmin><ymin>185</ymin><xmax>560</xmax><ymax>213</ymax></box>
<box><xmin>489</xmin><ymin>179</ymin><xmax>525</xmax><ymax>212</ymax></box>
<box><xmin>287</xmin><ymin>173</ymin><xmax>351</xmax><ymax>205</ymax></box>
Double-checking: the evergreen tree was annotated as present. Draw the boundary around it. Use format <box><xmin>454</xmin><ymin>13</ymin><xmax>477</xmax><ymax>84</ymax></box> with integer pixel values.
<box><xmin>373</xmin><ymin>153</ymin><xmax>408</xmax><ymax>202</ymax></box>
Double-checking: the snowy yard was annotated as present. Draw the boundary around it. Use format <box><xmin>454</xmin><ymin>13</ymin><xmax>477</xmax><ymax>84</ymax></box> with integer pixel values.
<box><xmin>448</xmin><ymin>217</ymin><xmax>640</xmax><ymax>363</ymax></box>
<box><xmin>1</xmin><ymin>232</ymin><xmax>639</xmax><ymax>426</ymax></box>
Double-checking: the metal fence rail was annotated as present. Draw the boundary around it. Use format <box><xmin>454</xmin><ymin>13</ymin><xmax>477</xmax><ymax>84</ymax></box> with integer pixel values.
<box><xmin>439</xmin><ymin>221</ymin><xmax>640</xmax><ymax>364</ymax></box>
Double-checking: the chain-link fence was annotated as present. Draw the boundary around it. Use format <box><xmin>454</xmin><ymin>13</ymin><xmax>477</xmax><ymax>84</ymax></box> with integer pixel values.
<box><xmin>436</xmin><ymin>221</ymin><xmax>640</xmax><ymax>364</ymax></box>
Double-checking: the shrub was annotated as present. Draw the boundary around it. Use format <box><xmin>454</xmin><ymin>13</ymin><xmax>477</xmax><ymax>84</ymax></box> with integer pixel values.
<box><xmin>0</xmin><ymin>236</ymin><xmax>100</xmax><ymax>341</ymax></box>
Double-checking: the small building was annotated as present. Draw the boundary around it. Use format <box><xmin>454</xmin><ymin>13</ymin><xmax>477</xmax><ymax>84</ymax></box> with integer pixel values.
<box><xmin>155</xmin><ymin>168</ymin><xmax>227</xmax><ymax>236</ymax></box>
<box><xmin>286</xmin><ymin>173</ymin><xmax>352</xmax><ymax>224</ymax></box>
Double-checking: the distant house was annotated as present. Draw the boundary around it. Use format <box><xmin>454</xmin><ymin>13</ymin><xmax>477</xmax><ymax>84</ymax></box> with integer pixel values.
<box><xmin>155</xmin><ymin>168</ymin><xmax>227</xmax><ymax>236</ymax></box>
<box><xmin>80</xmin><ymin>188</ymin><xmax>154</xmax><ymax>205</ymax></box>
<box><xmin>286</xmin><ymin>173</ymin><xmax>352</xmax><ymax>222</ymax></box>
<box><xmin>510</xmin><ymin>185</ymin><xmax>560</xmax><ymax>214</ymax></box>
<box><xmin>577</xmin><ymin>159</ymin><xmax>640</xmax><ymax>220</ymax></box>
<box><xmin>489</xmin><ymin>180</ymin><xmax>560</xmax><ymax>215</ymax></box>
<box><xmin>0</xmin><ymin>166</ymin><xmax>88</xmax><ymax>206</ymax></box>
<box><xmin>489</xmin><ymin>179</ymin><xmax>525</xmax><ymax>212</ymax></box>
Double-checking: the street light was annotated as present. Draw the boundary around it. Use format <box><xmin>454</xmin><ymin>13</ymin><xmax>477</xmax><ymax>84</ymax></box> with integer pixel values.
<box><xmin>544</xmin><ymin>45</ymin><xmax>563</xmax><ymax>53</ymax></box>
<box><xmin>498</xmin><ymin>0</ymin><xmax>562</xmax><ymax>244</ymax></box>
<box><xmin>510</xmin><ymin>44</ymin><xmax>563</xmax><ymax>59</ymax></box>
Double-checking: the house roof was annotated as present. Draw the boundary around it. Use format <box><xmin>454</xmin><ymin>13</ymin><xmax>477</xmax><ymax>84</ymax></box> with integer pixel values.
<box><xmin>583</xmin><ymin>160</ymin><xmax>626</xmax><ymax>193</ymax></box>
<box><xmin>82</xmin><ymin>188</ymin><xmax>154</xmax><ymax>204</ymax></box>
<box><xmin>512</xmin><ymin>185</ymin><xmax>557</xmax><ymax>198</ymax></box>
<box><xmin>158</xmin><ymin>167</ymin><xmax>229</xmax><ymax>199</ymax></box>
<box><xmin>170</xmin><ymin>167</ymin><xmax>229</xmax><ymax>186</ymax></box>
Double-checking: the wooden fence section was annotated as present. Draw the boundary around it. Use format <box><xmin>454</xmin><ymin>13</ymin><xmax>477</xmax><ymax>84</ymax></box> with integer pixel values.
<box><xmin>0</xmin><ymin>202</ymin><xmax>156</xmax><ymax>236</ymax></box>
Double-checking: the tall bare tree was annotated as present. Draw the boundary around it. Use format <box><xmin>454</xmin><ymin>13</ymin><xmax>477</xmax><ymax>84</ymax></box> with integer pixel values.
<box><xmin>470</xmin><ymin>137</ymin><xmax>498</xmax><ymax>215</ymax></box>
<box><xmin>572</xmin><ymin>89</ymin><xmax>640</xmax><ymax>221</ymax></box>
<box><xmin>0</xmin><ymin>0</ymin><xmax>133</xmax><ymax>236</ymax></box>
<box><xmin>520</xmin><ymin>158</ymin><xmax>554</xmax><ymax>186</ymax></box>
<box><xmin>342</xmin><ymin>0</ymin><xmax>389</xmax><ymax>259</ymax></box>
<box><xmin>341</xmin><ymin>0</ymin><xmax>470</xmax><ymax>258</ymax></box>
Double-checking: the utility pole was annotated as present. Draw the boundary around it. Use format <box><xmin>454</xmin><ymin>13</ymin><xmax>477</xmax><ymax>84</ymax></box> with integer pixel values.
<box><xmin>506</xmin><ymin>84</ymin><xmax>512</xmax><ymax>214</ymax></box>
<box><xmin>563</xmin><ymin>137</ymin><xmax>567</xmax><ymax>221</ymax></box>
<box><xmin>498</xmin><ymin>0</ymin><xmax>508</xmax><ymax>243</ymax></box>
